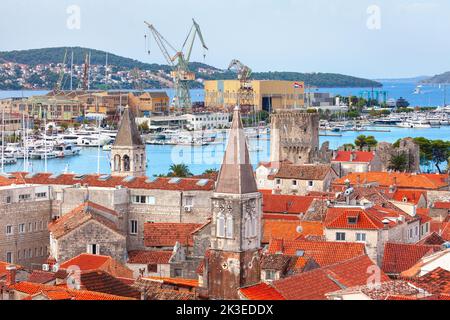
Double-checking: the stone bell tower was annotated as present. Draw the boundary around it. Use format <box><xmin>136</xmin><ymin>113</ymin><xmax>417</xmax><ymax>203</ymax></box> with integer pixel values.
<box><xmin>207</xmin><ymin>106</ymin><xmax>262</xmax><ymax>300</ymax></box>
<box><xmin>111</xmin><ymin>106</ymin><xmax>146</xmax><ymax>177</ymax></box>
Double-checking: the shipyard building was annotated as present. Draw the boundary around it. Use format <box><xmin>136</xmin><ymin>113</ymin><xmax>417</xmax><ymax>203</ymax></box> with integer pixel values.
<box><xmin>204</xmin><ymin>80</ymin><xmax>305</xmax><ymax>112</ymax></box>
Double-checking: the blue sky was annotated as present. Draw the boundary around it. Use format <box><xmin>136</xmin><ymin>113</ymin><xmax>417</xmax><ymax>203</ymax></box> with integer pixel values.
<box><xmin>0</xmin><ymin>0</ymin><xmax>449</xmax><ymax>78</ymax></box>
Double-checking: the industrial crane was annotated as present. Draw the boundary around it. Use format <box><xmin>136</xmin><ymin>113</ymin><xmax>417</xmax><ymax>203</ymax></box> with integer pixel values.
<box><xmin>228</xmin><ymin>59</ymin><xmax>254</xmax><ymax>111</ymax></box>
<box><xmin>55</xmin><ymin>49</ymin><xmax>68</xmax><ymax>92</ymax></box>
<box><xmin>144</xmin><ymin>19</ymin><xmax>208</xmax><ymax>111</ymax></box>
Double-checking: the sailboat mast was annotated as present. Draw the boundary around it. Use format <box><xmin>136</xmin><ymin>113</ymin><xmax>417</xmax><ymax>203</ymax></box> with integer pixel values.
<box><xmin>70</xmin><ymin>50</ymin><xmax>74</xmax><ymax>91</ymax></box>
<box><xmin>105</xmin><ymin>52</ymin><xmax>108</xmax><ymax>89</ymax></box>
<box><xmin>44</xmin><ymin>107</ymin><xmax>48</xmax><ymax>173</ymax></box>
<box><xmin>1</xmin><ymin>108</ymin><xmax>4</xmax><ymax>173</ymax></box>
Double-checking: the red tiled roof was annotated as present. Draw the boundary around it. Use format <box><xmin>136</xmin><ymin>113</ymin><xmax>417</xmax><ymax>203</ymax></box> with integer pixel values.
<box><xmin>271</xmin><ymin>255</ymin><xmax>388</xmax><ymax>300</ymax></box>
<box><xmin>144</xmin><ymin>223</ymin><xmax>202</xmax><ymax>247</ymax></box>
<box><xmin>332</xmin><ymin>151</ymin><xmax>375</xmax><ymax>163</ymax></box>
<box><xmin>417</xmin><ymin>232</ymin><xmax>446</xmax><ymax>246</ymax></box>
<box><xmin>262</xmin><ymin>220</ymin><xmax>323</xmax><ymax>244</ymax></box>
<box><xmin>11</xmin><ymin>282</ymin><xmax>135</xmax><ymax>300</ymax></box>
<box><xmin>0</xmin><ymin>261</ymin><xmax>23</xmax><ymax>279</ymax></box>
<box><xmin>48</xmin><ymin>201</ymin><xmax>121</xmax><ymax>239</ymax></box>
<box><xmin>28</xmin><ymin>271</ymin><xmax>56</xmax><ymax>284</ymax></box>
<box><xmin>127</xmin><ymin>250</ymin><xmax>173</xmax><ymax>264</ymax></box>
<box><xmin>77</xmin><ymin>270</ymin><xmax>140</xmax><ymax>299</ymax></box>
<box><xmin>413</xmin><ymin>268</ymin><xmax>450</xmax><ymax>295</ymax></box>
<box><xmin>240</xmin><ymin>283</ymin><xmax>285</xmax><ymax>300</ymax></box>
<box><xmin>144</xmin><ymin>276</ymin><xmax>199</xmax><ymax>288</ymax></box>
<box><xmin>392</xmin><ymin>190</ymin><xmax>426</xmax><ymax>205</ymax></box>
<box><xmin>334</xmin><ymin>172</ymin><xmax>449</xmax><ymax>190</ymax></box>
<box><xmin>263</xmin><ymin>214</ymin><xmax>300</xmax><ymax>221</ymax></box>
<box><xmin>262</xmin><ymin>194</ymin><xmax>315</xmax><ymax>215</ymax></box>
<box><xmin>434</xmin><ymin>202</ymin><xmax>450</xmax><ymax>209</ymax></box>
<box><xmin>272</xmin><ymin>164</ymin><xmax>335</xmax><ymax>181</ymax></box>
<box><xmin>325</xmin><ymin>206</ymin><xmax>413</xmax><ymax>231</ymax></box>
<box><xmin>382</xmin><ymin>243</ymin><xmax>442</xmax><ymax>275</ymax></box>
<box><xmin>60</xmin><ymin>254</ymin><xmax>110</xmax><ymax>271</ymax></box>
<box><xmin>268</xmin><ymin>238</ymin><xmax>366</xmax><ymax>267</ymax></box>
<box><xmin>0</xmin><ymin>172</ymin><xmax>214</xmax><ymax>191</ymax></box>
<box><xmin>430</xmin><ymin>221</ymin><xmax>450</xmax><ymax>241</ymax></box>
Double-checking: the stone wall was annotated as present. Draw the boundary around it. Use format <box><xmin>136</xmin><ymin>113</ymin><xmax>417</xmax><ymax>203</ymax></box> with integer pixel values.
<box><xmin>55</xmin><ymin>220</ymin><xmax>126</xmax><ymax>264</ymax></box>
<box><xmin>377</xmin><ymin>138</ymin><xmax>420</xmax><ymax>173</ymax></box>
<box><xmin>0</xmin><ymin>186</ymin><xmax>52</xmax><ymax>270</ymax></box>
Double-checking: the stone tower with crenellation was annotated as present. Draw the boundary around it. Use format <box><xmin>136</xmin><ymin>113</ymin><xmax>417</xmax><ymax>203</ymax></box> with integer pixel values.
<box><xmin>270</xmin><ymin>110</ymin><xmax>321</xmax><ymax>165</ymax></box>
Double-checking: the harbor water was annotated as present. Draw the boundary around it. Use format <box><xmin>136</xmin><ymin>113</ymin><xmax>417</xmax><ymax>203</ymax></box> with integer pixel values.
<box><xmin>3</xmin><ymin>126</ymin><xmax>450</xmax><ymax>176</ymax></box>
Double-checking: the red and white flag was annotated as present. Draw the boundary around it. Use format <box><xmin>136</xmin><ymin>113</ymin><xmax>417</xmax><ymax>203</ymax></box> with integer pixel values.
<box><xmin>293</xmin><ymin>82</ymin><xmax>303</xmax><ymax>89</ymax></box>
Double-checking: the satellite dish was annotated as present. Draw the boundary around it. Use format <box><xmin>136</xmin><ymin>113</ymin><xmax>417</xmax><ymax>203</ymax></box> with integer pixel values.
<box><xmin>296</xmin><ymin>225</ymin><xmax>303</xmax><ymax>234</ymax></box>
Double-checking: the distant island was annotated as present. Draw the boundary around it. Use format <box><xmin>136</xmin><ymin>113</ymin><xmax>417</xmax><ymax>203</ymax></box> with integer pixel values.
<box><xmin>421</xmin><ymin>71</ymin><xmax>450</xmax><ymax>85</ymax></box>
<box><xmin>0</xmin><ymin>47</ymin><xmax>382</xmax><ymax>90</ymax></box>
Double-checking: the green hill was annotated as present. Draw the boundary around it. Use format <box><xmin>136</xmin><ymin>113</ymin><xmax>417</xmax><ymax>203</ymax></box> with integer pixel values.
<box><xmin>421</xmin><ymin>71</ymin><xmax>450</xmax><ymax>84</ymax></box>
<box><xmin>0</xmin><ymin>47</ymin><xmax>382</xmax><ymax>89</ymax></box>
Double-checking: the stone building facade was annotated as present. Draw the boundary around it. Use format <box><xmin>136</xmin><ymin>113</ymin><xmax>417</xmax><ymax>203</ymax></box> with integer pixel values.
<box><xmin>0</xmin><ymin>184</ymin><xmax>52</xmax><ymax>269</ymax></box>
<box><xmin>377</xmin><ymin>138</ymin><xmax>421</xmax><ymax>173</ymax></box>
<box><xmin>270</xmin><ymin>110</ymin><xmax>330</xmax><ymax>165</ymax></box>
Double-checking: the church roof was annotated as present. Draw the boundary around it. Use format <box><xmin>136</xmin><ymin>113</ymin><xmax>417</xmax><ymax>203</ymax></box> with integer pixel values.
<box><xmin>215</xmin><ymin>106</ymin><xmax>257</xmax><ymax>194</ymax></box>
<box><xmin>114</xmin><ymin>106</ymin><xmax>144</xmax><ymax>147</ymax></box>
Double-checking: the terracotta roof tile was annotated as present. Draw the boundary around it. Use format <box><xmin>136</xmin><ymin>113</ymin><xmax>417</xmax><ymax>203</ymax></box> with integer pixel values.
<box><xmin>144</xmin><ymin>223</ymin><xmax>202</xmax><ymax>247</ymax></box>
<box><xmin>434</xmin><ymin>202</ymin><xmax>450</xmax><ymax>209</ymax></box>
<box><xmin>262</xmin><ymin>194</ymin><xmax>316</xmax><ymax>214</ymax></box>
<box><xmin>392</xmin><ymin>189</ymin><xmax>426</xmax><ymax>205</ymax></box>
<box><xmin>240</xmin><ymin>283</ymin><xmax>285</xmax><ymax>300</ymax></box>
<box><xmin>127</xmin><ymin>250</ymin><xmax>173</xmax><ymax>264</ymax></box>
<box><xmin>144</xmin><ymin>276</ymin><xmax>199</xmax><ymax>288</ymax></box>
<box><xmin>333</xmin><ymin>172</ymin><xmax>448</xmax><ymax>190</ymax></box>
<box><xmin>381</xmin><ymin>243</ymin><xmax>442</xmax><ymax>275</ymax></box>
<box><xmin>273</xmin><ymin>164</ymin><xmax>335</xmax><ymax>181</ymax></box>
<box><xmin>271</xmin><ymin>255</ymin><xmax>388</xmax><ymax>300</ymax></box>
<box><xmin>11</xmin><ymin>282</ymin><xmax>135</xmax><ymax>300</ymax></box>
<box><xmin>60</xmin><ymin>254</ymin><xmax>111</xmax><ymax>271</ymax></box>
<box><xmin>48</xmin><ymin>201</ymin><xmax>120</xmax><ymax>239</ymax></box>
<box><xmin>268</xmin><ymin>239</ymin><xmax>366</xmax><ymax>267</ymax></box>
<box><xmin>27</xmin><ymin>271</ymin><xmax>56</xmax><ymax>284</ymax></box>
<box><xmin>430</xmin><ymin>221</ymin><xmax>450</xmax><ymax>241</ymax></box>
<box><xmin>1</xmin><ymin>172</ymin><xmax>214</xmax><ymax>191</ymax></box>
<box><xmin>417</xmin><ymin>232</ymin><xmax>446</xmax><ymax>246</ymax></box>
<box><xmin>262</xmin><ymin>220</ymin><xmax>323</xmax><ymax>244</ymax></box>
<box><xmin>332</xmin><ymin>151</ymin><xmax>375</xmax><ymax>163</ymax></box>
<box><xmin>78</xmin><ymin>270</ymin><xmax>141</xmax><ymax>299</ymax></box>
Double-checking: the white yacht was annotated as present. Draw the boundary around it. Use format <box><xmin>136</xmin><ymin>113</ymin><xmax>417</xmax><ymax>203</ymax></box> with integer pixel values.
<box><xmin>53</xmin><ymin>143</ymin><xmax>82</xmax><ymax>158</ymax></box>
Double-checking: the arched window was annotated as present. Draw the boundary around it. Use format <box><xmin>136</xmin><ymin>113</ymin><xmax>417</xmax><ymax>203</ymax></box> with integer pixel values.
<box><xmin>141</xmin><ymin>154</ymin><xmax>145</xmax><ymax>169</ymax></box>
<box><xmin>123</xmin><ymin>155</ymin><xmax>130</xmax><ymax>172</ymax></box>
<box><xmin>217</xmin><ymin>213</ymin><xmax>225</xmax><ymax>238</ymax></box>
<box><xmin>225</xmin><ymin>214</ymin><xmax>233</xmax><ymax>239</ymax></box>
<box><xmin>114</xmin><ymin>155</ymin><xmax>121</xmax><ymax>172</ymax></box>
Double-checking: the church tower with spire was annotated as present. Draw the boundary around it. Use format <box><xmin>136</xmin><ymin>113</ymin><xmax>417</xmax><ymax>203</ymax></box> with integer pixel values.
<box><xmin>207</xmin><ymin>106</ymin><xmax>262</xmax><ymax>300</ymax></box>
<box><xmin>111</xmin><ymin>106</ymin><xmax>146</xmax><ymax>177</ymax></box>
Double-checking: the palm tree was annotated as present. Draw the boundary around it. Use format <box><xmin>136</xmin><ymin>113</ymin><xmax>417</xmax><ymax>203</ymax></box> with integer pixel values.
<box><xmin>168</xmin><ymin>164</ymin><xmax>192</xmax><ymax>178</ymax></box>
<box><xmin>202</xmin><ymin>168</ymin><xmax>219</xmax><ymax>175</ymax></box>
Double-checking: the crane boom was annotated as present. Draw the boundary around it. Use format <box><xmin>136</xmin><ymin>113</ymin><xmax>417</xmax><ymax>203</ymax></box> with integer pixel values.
<box><xmin>55</xmin><ymin>49</ymin><xmax>68</xmax><ymax>92</ymax></box>
<box><xmin>144</xmin><ymin>21</ymin><xmax>177</xmax><ymax>65</ymax></box>
<box><xmin>144</xmin><ymin>19</ymin><xmax>208</xmax><ymax>111</ymax></box>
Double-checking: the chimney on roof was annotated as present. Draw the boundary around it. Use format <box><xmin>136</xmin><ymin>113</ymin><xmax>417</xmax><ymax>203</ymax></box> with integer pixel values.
<box><xmin>350</xmin><ymin>151</ymin><xmax>356</xmax><ymax>162</ymax></box>
<box><xmin>5</xmin><ymin>265</ymin><xmax>17</xmax><ymax>286</ymax></box>
<box><xmin>356</xmin><ymin>175</ymin><xmax>361</xmax><ymax>185</ymax></box>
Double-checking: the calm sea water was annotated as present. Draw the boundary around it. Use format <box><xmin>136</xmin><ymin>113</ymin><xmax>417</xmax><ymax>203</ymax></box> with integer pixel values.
<box><xmin>0</xmin><ymin>81</ymin><xmax>447</xmax><ymax>106</ymax></box>
<box><xmin>1</xmin><ymin>81</ymin><xmax>449</xmax><ymax>175</ymax></box>
<box><xmin>3</xmin><ymin>126</ymin><xmax>449</xmax><ymax>176</ymax></box>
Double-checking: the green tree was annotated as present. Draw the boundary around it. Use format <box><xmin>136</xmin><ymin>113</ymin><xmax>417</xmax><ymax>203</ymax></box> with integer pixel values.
<box><xmin>355</xmin><ymin>135</ymin><xmax>378</xmax><ymax>151</ymax></box>
<box><xmin>202</xmin><ymin>168</ymin><xmax>219</xmax><ymax>175</ymax></box>
<box><xmin>388</xmin><ymin>152</ymin><xmax>408</xmax><ymax>172</ymax></box>
<box><xmin>430</xmin><ymin>140</ymin><xmax>450</xmax><ymax>173</ymax></box>
<box><xmin>168</xmin><ymin>164</ymin><xmax>193</xmax><ymax>178</ymax></box>
<box><xmin>138</xmin><ymin>121</ymin><xmax>149</xmax><ymax>132</ymax></box>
